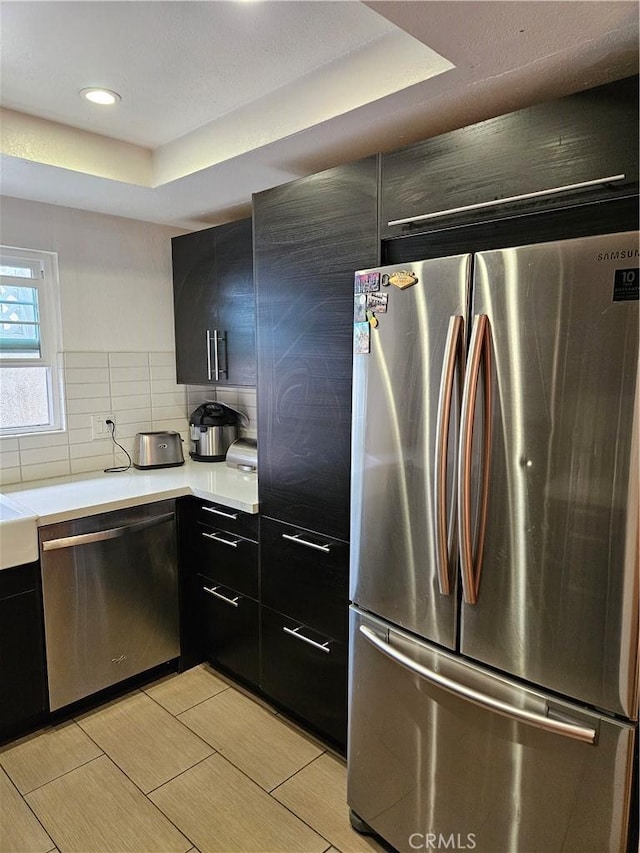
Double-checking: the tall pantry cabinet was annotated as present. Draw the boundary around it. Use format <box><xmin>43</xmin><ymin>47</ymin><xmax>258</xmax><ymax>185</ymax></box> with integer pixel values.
<box><xmin>253</xmin><ymin>156</ymin><xmax>379</xmax><ymax>749</ymax></box>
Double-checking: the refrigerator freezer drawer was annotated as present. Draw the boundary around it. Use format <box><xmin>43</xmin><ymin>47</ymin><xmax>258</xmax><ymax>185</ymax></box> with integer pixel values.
<box><xmin>348</xmin><ymin>607</ymin><xmax>636</xmax><ymax>853</ymax></box>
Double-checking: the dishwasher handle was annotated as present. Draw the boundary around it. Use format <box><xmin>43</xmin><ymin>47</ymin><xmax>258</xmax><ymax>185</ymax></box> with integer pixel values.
<box><xmin>42</xmin><ymin>511</ymin><xmax>176</xmax><ymax>551</ymax></box>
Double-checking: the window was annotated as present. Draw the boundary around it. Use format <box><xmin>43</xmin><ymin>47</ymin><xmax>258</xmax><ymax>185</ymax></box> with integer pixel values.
<box><xmin>0</xmin><ymin>247</ymin><xmax>64</xmax><ymax>435</ymax></box>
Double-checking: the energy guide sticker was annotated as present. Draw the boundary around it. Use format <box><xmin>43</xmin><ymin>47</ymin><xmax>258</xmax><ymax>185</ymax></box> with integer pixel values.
<box><xmin>612</xmin><ymin>268</ymin><xmax>639</xmax><ymax>302</ymax></box>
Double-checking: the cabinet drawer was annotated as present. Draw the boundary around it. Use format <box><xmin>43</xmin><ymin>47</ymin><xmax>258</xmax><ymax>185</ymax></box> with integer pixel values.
<box><xmin>197</xmin><ymin>525</ymin><xmax>258</xmax><ymax>599</ymax></box>
<box><xmin>198</xmin><ymin>577</ymin><xmax>259</xmax><ymax>687</ymax></box>
<box><xmin>261</xmin><ymin>605</ymin><xmax>347</xmax><ymax>749</ymax></box>
<box><xmin>195</xmin><ymin>500</ymin><xmax>259</xmax><ymax>541</ymax></box>
<box><xmin>261</xmin><ymin>518</ymin><xmax>348</xmax><ymax>642</ymax></box>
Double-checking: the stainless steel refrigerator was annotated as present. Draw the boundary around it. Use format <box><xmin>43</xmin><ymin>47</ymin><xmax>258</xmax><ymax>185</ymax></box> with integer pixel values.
<box><xmin>348</xmin><ymin>231</ymin><xmax>638</xmax><ymax>853</ymax></box>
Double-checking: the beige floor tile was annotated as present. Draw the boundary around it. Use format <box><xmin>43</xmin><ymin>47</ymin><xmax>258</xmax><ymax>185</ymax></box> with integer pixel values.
<box><xmin>217</xmin><ymin>676</ymin><xmax>280</xmax><ymax>715</ymax></box>
<box><xmin>144</xmin><ymin>664</ymin><xmax>229</xmax><ymax>715</ymax></box>
<box><xmin>75</xmin><ymin>690</ymin><xmax>213</xmax><ymax>793</ymax></box>
<box><xmin>274</xmin><ymin>711</ymin><xmax>337</xmax><ymax>754</ymax></box>
<box><xmin>0</xmin><ymin>768</ymin><xmax>54</xmax><ymax>853</ymax></box>
<box><xmin>25</xmin><ymin>755</ymin><xmax>190</xmax><ymax>853</ymax></box>
<box><xmin>150</xmin><ymin>753</ymin><xmax>328</xmax><ymax>853</ymax></box>
<box><xmin>273</xmin><ymin>753</ymin><xmax>385</xmax><ymax>852</ymax></box>
<box><xmin>178</xmin><ymin>688</ymin><xmax>323</xmax><ymax>791</ymax></box>
<box><xmin>0</xmin><ymin>721</ymin><xmax>103</xmax><ymax>795</ymax></box>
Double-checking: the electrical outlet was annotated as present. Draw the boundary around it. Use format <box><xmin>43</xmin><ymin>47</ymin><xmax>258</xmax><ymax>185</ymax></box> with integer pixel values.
<box><xmin>91</xmin><ymin>414</ymin><xmax>114</xmax><ymax>440</ymax></box>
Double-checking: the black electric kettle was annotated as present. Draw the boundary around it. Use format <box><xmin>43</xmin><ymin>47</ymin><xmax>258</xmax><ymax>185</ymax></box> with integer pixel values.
<box><xmin>189</xmin><ymin>402</ymin><xmax>243</xmax><ymax>461</ymax></box>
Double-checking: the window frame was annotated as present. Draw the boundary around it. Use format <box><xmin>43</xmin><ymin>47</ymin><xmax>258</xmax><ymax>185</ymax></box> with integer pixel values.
<box><xmin>0</xmin><ymin>246</ymin><xmax>65</xmax><ymax>436</ymax></box>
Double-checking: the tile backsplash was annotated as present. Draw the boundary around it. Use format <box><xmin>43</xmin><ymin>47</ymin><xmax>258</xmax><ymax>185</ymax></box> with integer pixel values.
<box><xmin>0</xmin><ymin>351</ymin><xmax>257</xmax><ymax>486</ymax></box>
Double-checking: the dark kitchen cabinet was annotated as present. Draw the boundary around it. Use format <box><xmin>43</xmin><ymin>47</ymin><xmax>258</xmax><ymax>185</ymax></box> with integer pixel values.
<box><xmin>178</xmin><ymin>497</ymin><xmax>260</xmax><ymax>688</ymax></box>
<box><xmin>261</xmin><ymin>517</ymin><xmax>349</xmax><ymax>644</ymax></box>
<box><xmin>253</xmin><ymin>156</ymin><xmax>378</xmax><ymax>749</ymax></box>
<box><xmin>260</xmin><ymin>605</ymin><xmax>347</xmax><ymax>748</ymax></box>
<box><xmin>198</xmin><ymin>579</ymin><xmax>260</xmax><ymax>687</ymax></box>
<box><xmin>253</xmin><ymin>156</ymin><xmax>379</xmax><ymax>540</ymax></box>
<box><xmin>172</xmin><ymin>217</ymin><xmax>255</xmax><ymax>386</ymax></box>
<box><xmin>381</xmin><ymin>76</ymin><xmax>640</xmax><ymax>239</ymax></box>
<box><xmin>0</xmin><ymin>562</ymin><xmax>48</xmax><ymax>741</ymax></box>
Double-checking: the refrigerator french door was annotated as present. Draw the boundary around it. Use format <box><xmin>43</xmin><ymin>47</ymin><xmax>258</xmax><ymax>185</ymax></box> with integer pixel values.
<box><xmin>348</xmin><ymin>231</ymin><xmax>639</xmax><ymax>853</ymax></box>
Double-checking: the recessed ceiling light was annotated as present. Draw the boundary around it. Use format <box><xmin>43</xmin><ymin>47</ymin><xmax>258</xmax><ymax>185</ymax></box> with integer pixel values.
<box><xmin>80</xmin><ymin>88</ymin><xmax>121</xmax><ymax>106</ymax></box>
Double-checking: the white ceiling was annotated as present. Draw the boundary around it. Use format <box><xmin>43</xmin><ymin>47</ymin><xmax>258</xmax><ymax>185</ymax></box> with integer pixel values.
<box><xmin>0</xmin><ymin>1</ymin><xmax>638</xmax><ymax>230</ymax></box>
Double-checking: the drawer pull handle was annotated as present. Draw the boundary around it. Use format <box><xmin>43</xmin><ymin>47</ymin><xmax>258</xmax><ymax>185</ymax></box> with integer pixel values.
<box><xmin>203</xmin><ymin>586</ymin><xmax>239</xmax><ymax>607</ymax></box>
<box><xmin>202</xmin><ymin>506</ymin><xmax>238</xmax><ymax>520</ymax></box>
<box><xmin>282</xmin><ymin>533</ymin><xmax>330</xmax><ymax>553</ymax></box>
<box><xmin>283</xmin><ymin>625</ymin><xmax>331</xmax><ymax>654</ymax></box>
<box><xmin>202</xmin><ymin>531</ymin><xmax>240</xmax><ymax>548</ymax></box>
<box><xmin>388</xmin><ymin>174</ymin><xmax>627</xmax><ymax>227</ymax></box>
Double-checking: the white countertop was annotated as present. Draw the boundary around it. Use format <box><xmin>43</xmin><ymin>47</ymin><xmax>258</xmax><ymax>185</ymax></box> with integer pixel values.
<box><xmin>0</xmin><ymin>460</ymin><xmax>258</xmax><ymax>568</ymax></box>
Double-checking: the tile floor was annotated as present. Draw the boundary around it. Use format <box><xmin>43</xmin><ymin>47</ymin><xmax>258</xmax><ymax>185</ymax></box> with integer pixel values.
<box><xmin>0</xmin><ymin>665</ymin><xmax>386</xmax><ymax>853</ymax></box>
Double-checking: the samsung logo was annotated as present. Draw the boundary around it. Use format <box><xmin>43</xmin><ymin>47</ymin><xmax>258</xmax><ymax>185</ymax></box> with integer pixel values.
<box><xmin>597</xmin><ymin>248</ymin><xmax>639</xmax><ymax>261</ymax></box>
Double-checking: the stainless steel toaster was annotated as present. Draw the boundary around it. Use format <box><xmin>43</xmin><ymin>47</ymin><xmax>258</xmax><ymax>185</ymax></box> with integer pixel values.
<box><xmin>133</xmin><ymin>431</ymin><xmax>184</xmax><ymax>469</ymax></box>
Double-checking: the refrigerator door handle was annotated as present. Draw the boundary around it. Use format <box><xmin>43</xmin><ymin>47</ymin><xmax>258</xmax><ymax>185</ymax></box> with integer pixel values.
<box><xmin>458</xmin><ymin>314</ymin><xmax>493</xmax><ymax>605</ymax></box>
<box><xmin>434</xmin><ymin>314</ymin><xmax>465</xmax><ymax>595</ymax></box>
<box><xmin>359</xmin><ymin>625</ymin><xmax>597</xmax><ymax>744</ymax></box>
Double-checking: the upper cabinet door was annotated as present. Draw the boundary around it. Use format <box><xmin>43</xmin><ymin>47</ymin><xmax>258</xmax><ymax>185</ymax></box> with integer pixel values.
<box><xmin>381</xmin><ymin>77</ymin><xmax>639</xmax><ymax>239</ymax></box>
<box><xmin>215</xmin><ymin>218</ymin><xmax>256</xmax><ymax>387</ymax></box>
<box><xmin>254</xmin><ymin>158</ymin><xmax>379</xmax><ymax>541</ymax></box>
<box><xmin>172</xmin><ymin>217</ymin><xmax>255</xmax><ymax>386</ymax></box>
<box><xmin>172</xmin><ymin>227</ymin><xmax>218</xmax><ymax>385</ymax></box>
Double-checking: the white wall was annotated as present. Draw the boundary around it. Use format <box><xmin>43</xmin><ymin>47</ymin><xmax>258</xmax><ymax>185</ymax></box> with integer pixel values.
<box><xmin>0</xmin><ymin>196</ymin><xmax>257</xmax><ymax>485</ymax></box>
<box><xmin>0</xmin><ymin>195</ymin><xmax>183</xmax><ymax>351</ymax></box>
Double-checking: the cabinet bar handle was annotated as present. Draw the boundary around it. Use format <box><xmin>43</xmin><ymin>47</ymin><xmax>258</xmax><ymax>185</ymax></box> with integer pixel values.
<box><xmin>213</xmin><ymin>330</ymin><xmax>220</xmax><ymax>381</ymax></box>
<box><xmin>219</xmin><ymin>331</ymin><xmax>228</xmax><ymax>377</ymax></box>
<box><xmin>202</xmin><ymin>531</ymin><xmax>240</xmax><ymax>548</ymax></box>
<box><xmin>283</xmin><ymin>625</ymin><xmax>331</xmax><ymax>654</ymax></box>
<box><xmin>388</xmin><ymin>174</ymin><xmax>626</xmax><ymax>227</ymax></box>
<box><xmin>203</xmin><ymin>585</ymin><xmax>239</xmax><ymax>607</ymax></box>
<box><xmin>282</xmin><ymin>533</ymin><xmax>331</xmax><ymax>553</ymax></box>
<box><xmin>202</xmin><ymin>506</ymin><xmax>238</xmax><ymax>520</ymax></box>
<box><xmin>206</xmin><ymin>330</ymin><xmax>213</xmax><ymax>380</ymax></box>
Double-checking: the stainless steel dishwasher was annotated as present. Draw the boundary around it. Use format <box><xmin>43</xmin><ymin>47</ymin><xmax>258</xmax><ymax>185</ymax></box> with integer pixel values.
<box><xmin>39</xmin><ymin>499</ymin><xmax>180</xmax><ymax>711</ymax></box>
